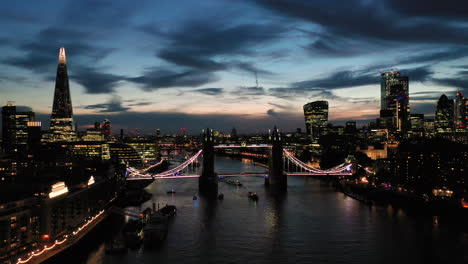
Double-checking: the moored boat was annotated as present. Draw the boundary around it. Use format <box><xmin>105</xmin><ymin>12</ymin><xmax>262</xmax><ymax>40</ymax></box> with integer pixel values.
<box><xmin>142</xmin><ymin>212</ymin><xmax>168</xmax><ymax>247</ymax></box>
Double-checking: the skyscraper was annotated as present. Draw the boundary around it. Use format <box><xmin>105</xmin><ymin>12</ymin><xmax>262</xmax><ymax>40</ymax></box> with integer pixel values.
<box><xmin>454</xmin><ymin>91</ymin><xmax>467</xmax><ymax>128</ymax></box>
<box><xmin>50</xmin><ymin>47</ymin><xmax>75</xmax><ymax>141</ymax></box>
<box><xmin>303</xmin><ymin>101</ymin><xmax>328</xmax><ymax>144</ymax></box>
<box><xmin>435</xmin><ymin>94</ymin><xmax>454</xmax><ymax>136</ymax></box>
<box><xmin>2</xmin><ymin>102</ymin><xmax>35</xmax><ymax>157</ymax></box>
<box><xmin>380</xmin><ymin>71</ymin><xmax>410</xmax><ymax>134</ymax></box>
<box><xmin>409</xmin><ymin>113</ymin><xmax>424</xmax><ymax>137</ymax></box>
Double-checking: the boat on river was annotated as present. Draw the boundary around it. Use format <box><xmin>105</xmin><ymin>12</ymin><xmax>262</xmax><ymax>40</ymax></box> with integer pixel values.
<box><xmin>143</xmin><ymin>212</ymin><xmax>168</xmax><ymax>247</ymax></box>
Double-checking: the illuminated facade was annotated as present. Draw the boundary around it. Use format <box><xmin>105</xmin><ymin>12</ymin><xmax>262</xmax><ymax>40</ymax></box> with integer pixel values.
<box><xmin>424</xmin><ymin>119</ymin><xmax>435</xmax><ymax>138</ymax></box>
<box><xmin>380</xmin><ymin>71</ymin><xmax>410</xmax><ymax>134</ymax></box>
<box><xmin>409</xmin><ymin>113</ymin><xmax>424</xmax><ymax>137</ymax></box>
<box><xmin>435</xmin><ymin>94</ymin><xmax>454</xmax><ymax>136</ymax></box>
<box><xmin>127</xmin><ymin>142</ymin><xmax>158</xmax><ymax>164</ymax></box>
<box><xmin>303</xmin><ymin>101</ymin><xmax>328</xmax><ymax>144</ymax></box>
<box><xmin>454</xmin><ymin>91</ymin><xmax>467</xmax><ymax>128</ymax></box>
<box><xmin>101</xmin><ymin>119</ymin><xmax>112</xmax><ymax>140</ymax></box>
<box><xmin>50</xmin><ymin>48</ymin><xmax>75</xmax><ymax>142</ymax></box>
<box><xmin>1</xmin><ymin>102</ymin><xmax>35</xmax><ymax>157</ymax></box>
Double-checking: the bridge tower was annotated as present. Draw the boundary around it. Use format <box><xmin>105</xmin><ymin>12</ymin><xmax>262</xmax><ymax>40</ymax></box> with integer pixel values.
<box><xmin>266</xmin><ymin>126</ymin><xmax>287</xmax><ymax>190</ymax></box>
<box><xmin>199</xmin><ymin>128</ymin><xmax>218</xmax><ymax>197</ymax></box>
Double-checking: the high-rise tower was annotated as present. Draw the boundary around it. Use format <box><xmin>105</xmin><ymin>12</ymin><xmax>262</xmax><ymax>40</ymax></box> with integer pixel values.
<box><xmin>50</xmin><ymin>47</ymin><xmax>75</xmax><ymax>141</ymax></box>
<box><xmin>303</xmin><ymin>101</ymin><xmax>328</xmax><ymax>144</ymax></box>
<box><xmin>380</xmin><ymin>71</ymin><xmax>410</xmax><ymax>134</ymax></box>
<box><xmin>435</xmin><ymin>94</ymin><xmax>454</xmax><ymax>137</ymax></box>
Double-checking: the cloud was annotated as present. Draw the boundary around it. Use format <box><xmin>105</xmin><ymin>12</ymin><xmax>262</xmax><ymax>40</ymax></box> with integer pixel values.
<box><xmin>397</xmin><ymin>47</ymin><xmax>468</xmax><ymax>65</ymax></box>
<box><xmin>126</xmin><ymin>102</ymin><xmax>153</xmax><ymax>107</ymax></box>
<box><xmin>266</xmin><ymin>108</ymin><xmax>278</xmax><ymax>117</ymax></box>
<box><xmin>140</xmin><ymin>19</ymin><xmax>285</xmax><ymax>79</ymax></box>
<box><xmin>126</xmin><ymin>68</ymin><xmax>219</xmax><ymax>90</ymax></box>
<box><xmin>193</xmin><ymin>88</ymin><xmax>224</xmax><ymax>96</ymax></box>
<box><xmin>232</xmin><ymin>86</ymin><xmax>266</xmax><ymax>96</ymax></box>
<box><xmin>254</xmin><ymin>0</ymin><xmax>468</xmax><ymax>45</ymax></box>
<box><xmin>72</xmin><ymin>66</ymin><xmax>124</xmax><ymax>94</ymax></box>
<box><xmin>231</xmin><ymin>61</ymin><xmax>274</xmax><ymax>76</ymax></box>
<box><xmin>1</xmin><ymin>26</ymin><xmax>121</xmax><ymax>94</ymax></box>
<box><xmin>83</xmin><ymin>96</ymin><xmax>129</xmax><ymax>113</ymax></box>
<box><xmin>267</xmin><ymin>102</ymin><xmax>294</xmax><ymax>110</ymax></box>
<box><xmin>386</xmin><ymin>0</ymin><xmax>468</xmax><ymax>19</ymax></box>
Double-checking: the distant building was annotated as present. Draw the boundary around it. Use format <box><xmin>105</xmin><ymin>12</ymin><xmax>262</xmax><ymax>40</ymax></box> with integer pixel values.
<box><xmin>303</xmin><ymin>101</ymin><xmax>328</xmax><ymax>144</ymax></box>
<box><xmin>49</xmin><ymin>48</ymin><xmax>75</xmax><ymax>141</ymax></box>
<box><xmin>424</xmin><ymin>119</ymin><xmax>435</xmax><ymax>138</ymax></box>
<box><xmin>231</xmin><ymin>127</ymin><xmax>238</xmax><ymax>138</ymax></box>
<box><xmin>409</xmin><ymin>113</ymin><xmax>424</xmax><ymax>137</ymax></box>
<box><xmin>344</xmin><ymin>121</ymin><xmax>357</xmax><ymax>135</ymax></box>
<box><xmin>435</xmin><ymin>94</ymin><xmax>454</xmax><ymax>137</ymax></box>
<box><xmin>27</xmin><ymin>121</ymin><xmax>42</xmax><ymax>157</ymax></box>
<box><xmin>380</xmin><ymin>71</ymin><xmax>410</xmax><ymax>134</ymax></box>
<box><xmin>101</xmin><ymin>119</ymin><xmax>112</xmax><ymax>140</ymax></box>
<box><xmin>1</xmin><ymin>102</ymin><xmax>35</xmax><ymax>157</ymax></box>
<box><xmin>454</xmin><ymin>91</ymin><xmax>466</xmax><ymax>128</ymax></box>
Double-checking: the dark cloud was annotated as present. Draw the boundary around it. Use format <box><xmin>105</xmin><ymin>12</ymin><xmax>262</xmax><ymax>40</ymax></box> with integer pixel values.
<box><xmin>386</xmin><ymin>0</ymin><xmax>468</xmax><ymax>19</ymax></box>
<box><xmin>232</xmin><ymin>61</ymin><xmax>274</xmax><ymax>76</ymax></box>
<box><xmin>158</xmin><ymin>50</ymin><xmax>227</xmax><ymax>71</ymax></box>
<box><xmin>294</xmin><ymin>66</ymin><xmax>432</xmax><ymax>90</ymax></box>
<box><xmin>72</xmin><ymin>66</ymin><xmax>124</xmax><ymax>94</ymax></box>
<box><xmin>267</xmin><ymin>102</ymin><xmax>293</xmax><ymax>110</ymax></box>
<box><xmin>232</xmin><ymin>86</ymin><xmax>266</xmax><ymax>96</ymax></box>
<box><xmin>266</xmin><ymin>108</ymin><xmax>278</xmax><ymax>117</ymax></box>
<box><xmin>397</xmin><ymin>47</ymin><xmax>468</xmax><ymax>65</ymax></box>
<box><xmin>268</xmin><ymin>66</ymin><xmax>434</xmax><ymax>99</ymax></box>
<box><xmin>1</xmin><ymin>27</ymin><xmax>120</xmax><ymax>94</ymax></box>
<box><xmin>126</xmin><ymin>102</ymin><xmax>153</xmax><ymax>107</ymax></box>
<box><xmin>83</xmin><ymin>96</ymin><xmax>129</xmax><ymax>113</ymax></box>
<box><xmin>254</xmin><ymin>0</ymin><xmax>468</xmax><ymax>45</ymax></box>
<box><xmin>303</xmin><ymin>33</ymin><xmax>380</xmax><ymax>57</ymax></box>
<box><xmin>2</xmin><ymin>27</ymin><xmax>112</xmax><ymax>72</ymax></box>
<box><xmin>410</xmin><ymin>91</ymin><xmax>455</xmax><ymax>101</ymax></box>
<box><xmin>141</xmin><ymin>20</ymin><xmax>285</xmax><ymax>79</ymax></box>
<box><xmin>61</xmin><ymin>0</ymin><xmax>147</xmax><ymax>30</ymax></box>
<box><xmin>312</xmin><ymin>90</ymin><xmax>344</xmax><ymax>101</ymax></box>
<box><xmin>193</xmin><ymin>88</ymin><xmax>224</xmax><ymax>96</ymax></box>
<box><xmin>431</xmin><ymin>78</ymin><xmax>468</xmax><ymax>93</ymax></box>
<box><xmin>126</xmin><ymin>68</ymin><xmax>219</xmax><ymax>90</ymax></box>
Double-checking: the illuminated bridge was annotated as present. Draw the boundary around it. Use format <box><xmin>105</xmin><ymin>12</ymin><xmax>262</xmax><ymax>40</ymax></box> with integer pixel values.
<box><xmin>126</xmin><ymin>128</ymin><xmax>355</xmax><ymax>196</ymax></box>
<box><xmin>127</xmin><ymin>149</ymin><xmax>352</xmax><ymax>180</ymax></box>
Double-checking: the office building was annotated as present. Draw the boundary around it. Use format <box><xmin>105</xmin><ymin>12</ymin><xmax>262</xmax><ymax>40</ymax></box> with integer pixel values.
<box><xmin>380</xmin><ymin>71</ymin><xmax>410</xmax><ymax>133</ymax></box>
<box><xmin>435</xmin><ymin>94</ymin><xmax>454</xmax><ymax>136</ymax></box>
<box><xmin>1</xmin><ymin>102</ymin><xmax>35</xmax><ymax>157</ymax></box>
<box><xmin>303</xmin><ymin>101</ymin><xmax>328</xmax><ymax>144</ymax></box>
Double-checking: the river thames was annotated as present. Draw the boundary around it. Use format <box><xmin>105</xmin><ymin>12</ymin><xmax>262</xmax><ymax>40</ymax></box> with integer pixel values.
<box><xmin>46</xmin><ymin>155</ymin><xmax>468</xmax><ymax>264</ymax></box>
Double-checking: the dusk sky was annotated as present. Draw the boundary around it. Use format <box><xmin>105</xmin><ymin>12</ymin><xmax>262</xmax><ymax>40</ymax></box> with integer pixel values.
<box><xmin>1</xmin><ymin>0</ymin><xmax>467</xmax><ymax>134</ymax></box>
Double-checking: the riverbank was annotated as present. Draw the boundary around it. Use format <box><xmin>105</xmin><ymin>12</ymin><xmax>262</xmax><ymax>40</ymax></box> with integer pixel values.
<box><xmin>336</xmin><ymin>179</ymin><xmax>468</xmax><ymax>217</ymax></box>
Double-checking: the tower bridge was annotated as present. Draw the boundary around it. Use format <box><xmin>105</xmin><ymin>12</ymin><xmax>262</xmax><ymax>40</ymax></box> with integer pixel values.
<box><xmin>127</xmin><ymin>127</ymin><xmax>355</xmax><ymax>196</ymax></box>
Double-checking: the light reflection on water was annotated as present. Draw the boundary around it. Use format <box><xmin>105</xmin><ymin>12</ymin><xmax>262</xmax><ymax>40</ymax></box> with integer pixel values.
<box><xmin>48</xmin><ymin>155</ymin><xmax>468</xmax><ymax>264</ymax></box>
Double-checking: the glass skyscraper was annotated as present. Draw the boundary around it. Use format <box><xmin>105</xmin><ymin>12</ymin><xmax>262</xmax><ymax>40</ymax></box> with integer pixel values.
<box><xmin>435</xmin><ymin>94</ymin><xmax>454</xmax><ymax>136</ymax></box>
<box><xmin>50</xmin><ymin>47</ymin><xmax>75</xmax><ymax>141</ymax></box>
<box><xmin>380</xmin><ymin>71</ymin><xmax>410</xmax><ymax>134</ymax></box>
<box><xmin>303</xmin><ymin>101</ymin><xmax>328</xmax><ymax>144</ymax></box>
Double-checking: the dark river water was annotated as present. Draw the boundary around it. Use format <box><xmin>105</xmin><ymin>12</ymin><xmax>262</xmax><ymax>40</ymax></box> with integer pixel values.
<box><xmin>48</xmin><ymin>155</ymin><xmax>468</xmax><ymax>264</ymax></box>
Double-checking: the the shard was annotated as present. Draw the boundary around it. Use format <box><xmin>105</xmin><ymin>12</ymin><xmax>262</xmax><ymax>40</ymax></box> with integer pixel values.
<box><xmin>50</xmin><ymin>47</ymin><xmax>75</xmax><ymax>141</ymax></box>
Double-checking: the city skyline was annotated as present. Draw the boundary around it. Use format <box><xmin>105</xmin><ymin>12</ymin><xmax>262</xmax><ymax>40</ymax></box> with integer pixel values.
<box><xmin>1</xmin><ymin>0</ymin><xmax>468</xmax><ymax>133</ymax></box>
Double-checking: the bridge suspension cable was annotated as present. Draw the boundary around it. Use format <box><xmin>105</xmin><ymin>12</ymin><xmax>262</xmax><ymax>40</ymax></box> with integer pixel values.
<box><xmin>283</xmin><ymin>149</ymin><xmax>351</xmax><ymax>174</ymax></box>
<box><xmin>127</xmin><ymin>150</ymin><xmax>203</xmax><ymax>179</ymax></box>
